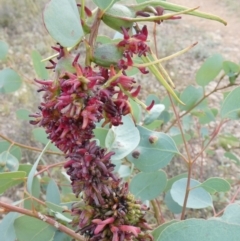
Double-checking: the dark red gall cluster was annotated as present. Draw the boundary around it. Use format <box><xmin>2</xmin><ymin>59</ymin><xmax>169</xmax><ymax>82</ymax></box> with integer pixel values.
<box><xmin>31</xmin><ymin>27</ymin><xmax>153</xmax><ymax>241</ymax></box>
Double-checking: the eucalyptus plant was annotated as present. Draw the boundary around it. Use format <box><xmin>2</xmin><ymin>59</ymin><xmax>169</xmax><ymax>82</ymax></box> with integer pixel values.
<box><xmin>1</xmin><ymin>0</ymin><xmax>240</xmax><ymax>241</ymax></box>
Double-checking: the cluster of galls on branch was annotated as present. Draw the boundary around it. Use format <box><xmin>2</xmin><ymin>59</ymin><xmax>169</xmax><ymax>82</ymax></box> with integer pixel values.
<box><xmin>30</xmin><ymin>26</ymin><xmax>153</xmax><ymax>241</ymax></box>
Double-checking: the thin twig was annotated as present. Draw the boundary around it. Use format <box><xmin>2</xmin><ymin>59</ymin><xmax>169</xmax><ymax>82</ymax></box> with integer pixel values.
<box><xmin>0</xmin><ymin>133</ymin><xmax>64</xmax><ymax>156</ymax></box>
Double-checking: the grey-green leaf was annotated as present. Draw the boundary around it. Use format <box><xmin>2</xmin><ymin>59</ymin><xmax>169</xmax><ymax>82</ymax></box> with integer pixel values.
<box><xmin>0</xmin><ymin>212</ymin><xmax>19</xmax><ymax>241</ymax></box>
<box><xmin>196</xmin><ymin>54</ymin><xmax>223</xmax><ymax>86</ymax></box>
<box><xmin>0</xmin><ymin>141</ymin><xmax>22</xmax><ymax>161</ymax></box>
<box><xmin>164</xmin><ymin>191</ymin><xmax>182</xmax><ymax>214</ymax></box>
<box><xmin>200</xmin><ymin>177</ymin><xmax>231</xmax><ymax>194</ymax></box>
<box><xmin>0</xmin><ymin>68</ymin><xmax>22</xmax><ymax>93</ymax></box>
<box><xmin>46</xmin><ymin>179</ymin><xmax>61</xmax><ymax>205</ymax></box>
<box><xmin>179</xmin><ymin>85</ymin><xmax>204</xmax><ymax>111</ymax></box>
<box><xmin>106</xmin><ymin>115</ymin><xmax>140</xmax><ymax>161</ymax></box>
<box><xmin>14</xmin><ymin>216</ymin><xmax>56</xmax><ymax>241</ymax></box>
<box><xmin>130</xmin><ymin>171</ymin><xmax>167</xmax><ymax>201</ymax></box>
<box><xmin>157</xmin><ymin>219</ymin><xmax>240</xmax><ymax>241</ymax></box>
<box><xmin>152</xmin><ymin>220</ymin><xmax>178</xmax><ymax>241</ymax></box>
<box><xmin>43</xmin><ymin>0</ymin><xmax>84</xmax><ymax>47</ymax></box>
<box><xmin>144</xmin><ymin>104</ymin><xmax>165</xmax><ymax>125</ymax></box>
<box><xmin>170</xmin><ymin>178</ymin><xmax>213</xmax><ymax>209</ymax></box>
<box><xmin>127</xmin><ymin>126</ymin><xmax>179</xmax><ymax>172</ymax></box>
<box><xmin>221</xmin><ymin>86</ymin><xmax>240</xmax><ymax>119</ymax></box>
<box><xmin>31</xmin><ymin>50</ymin><xmax>49</xmax><ymax>79</ymax></box>
<box><xmin>0</xmin><ymin>151</ymin><xmax>19</xmax><ymax>172</ymax></box>
<box><xmin>214</xmin><ymin>203</ymin><xmax>240</xmax><ymax>225</ymax></box>
<box><xmin>0</xmin><ymin>171</ymin><xmax>26</xmax><ymax>194</ymax></box>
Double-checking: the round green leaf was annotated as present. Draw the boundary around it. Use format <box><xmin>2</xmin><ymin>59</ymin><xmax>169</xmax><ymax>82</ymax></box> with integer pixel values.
<box><xmin>179</xmin><ymin>85</ymin><xmax>204</xmax><ymax>111</ymax></box>
<box><xmin>53</xmin><ymin>231</ymin><xmax>71</xmax><ymax>241</ymax></box>
<box><xmin>43</xmin><ymin>0</ymin><xmax>84</xmax><ymax>47</ymax></box>
<box><xmin>215</xmin><ymin>203</ymin><xmax>240</xmax><ymax>225</ymax></box>
<box><xmin>96</xmin><ymin>35</ymin><xmax>113</xmax><ymax>44</ymax></box>
<box><xmin>16</xmin><ymin>108</ymin><xmax>32</xmax><ymax>121</ymax></box>
<box><xmin>127</xmin><ymin>126</ymin><xmax>179</xmax><ymax>172</ymax></box>
<box><xmin>152</xmin><ymin>220</ymin><xmax>178</xmax><ymax>241</ymax></box>
<box><xmin>130</xmin><ymin>171</ymin><xmax>167</xmax><ymax>201</ymax></box>
<box><xmin>170</xmin><ymin>178</ymin><xmax>213</xmax><ymax>209</ymax></box>
<box><xmin>0</xmin><ymin>40</ymin><xmax>8</xmax><ymax>60</ymax></box>
<box><xmin>157</xmin><ymin>219</ymin><xmax>240</xmax><ymax>241</ymax></box>
<box><xmin>223</xmin><ymin>61</ymin><xmax>239</xmax><ymax>83</ymax></box>
<box><xmin>46</xmin><ymin>179</ymin><xmax>61</xmax><ymax>205</ymax></box>
<box><xmin>224</xmin><ymin>152</ymin><xmax>240</xmax><ymax>165</ymax></box>
<box><xmin>118</xmin><ymin>165</ymin><xmax>131</xmax><ymax>178</ymax></box>
<box><xmin>0</xmin><ymin>68</ymin><xmax>22</xmax><ymax>93</ymax></box>
<box><xmin>144</xmin><ymin>104</ymin><xmax>165</xmax><ymax>125</ymax></box>
<box><xmin>0</xmin><ymin>171</ymin><xmax>26</xmax><ymax>194</ymax></box>
<box><xmin>0</xmin><ymin>151</ymin><xmax>19</xmax><ymax>172</ymax></box>
<box><xmin>164</xmin><ymin>191</ymin><xmax>182</xmax><ymax>214</ymax></box>
<box><xmin>93</xmin><ymin>127</ymin><xmax>108</xmax><ymax>148</ymax></box>
<box><xmin>200</xmin><ymin>177</ymin><xmax>230</xmax><ymax>194</ymax></box>
<box><xmin>221</xmin><ymin>86</ymin><xmax>240</xmax><ymax>119</ymax></box>
<box><xmin>0</xmin><ymin>141</ymin><xmax>22</xmax><ymax>161</ymax></box>
<box><xmin>106</xmin><ymin>115</ymin><xmax>140</xmax><ymax>161</ymax></box>
<box><xmin>31</xmin><ymin>50</ymin><xmax>49</xmax><ymax>79</ymax></box>
<box><xmin>0</xmin><ymin>212</ymin><xmax>19</xmax><ymax>241</ymax></box>
<box><xmin>14</xmin><ymin>216</ymin><xmax>56</xmax><ymax>241</ymax></box>
<box><xmin>32</xmin><ymin>127</ymin><xmax>61</xmax><ymax>152</ymax></box>
<box><xmin>196</xmin><ymin>54</ymin><xmax>223</xmax><ymax>86</ymax></box>
<box><xmin>164</xmin><ymin>173</ymin><xmax>188</xmax><ymax>192</ymax></box>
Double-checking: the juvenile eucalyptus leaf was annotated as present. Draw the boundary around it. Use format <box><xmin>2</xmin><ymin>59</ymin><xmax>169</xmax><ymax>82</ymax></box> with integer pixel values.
<box><xmin>179</xmin><ymin>85</ymin><xmax>204</xmax><ymax>111</ymax></box>
<box><xmin>224</xmin><ymin>152</ymin><xmax>240</xmax><ymax>165</ymax></box>
<box><xmin>43</xmin><ymin>0</ymin><xmax>83</xmax><ymax>47</ymax></box>
<box><xmin>170</xmin><ymin>178</ymin><xmax>213</xmax><ymax>209</ymax></box>
<box><xmin>46</xmin><ymin>179</ymin><xmax>61</xmax><ymax>205</ymax></box>
<box><xmin>152</xmin><ymin>220</ymin><xmax>178</xmax><ymax>241</ymax></box>
<box><xmin>0</xmin><ymin>141</ymin><xmax>22</xmax><ymax>161</ymax></box>
<box><xmin>0</xmin><ymin>40</ymin><xmax>8</xmax><ymax>60</ymax></box>
<box><xmin>46</xmin><ymin>201</ymin><xmax>72</xmax><ymax>220</ymax></box>
<box><xmin>0</xmin><ymin>68</ymin><xmax>22</xmax><ymax>93</ymax></box>
<box><xmin>16</xmin><ymin>108</ymin><xmax>32</xmax><ymax>121</ymax></box>
<box><xmin>144</xmin><ymin>104</ymin><xmax>165</xmax><ymax>125</ymax></box>
<box><xmin>0</xmin><ymin>212</ymin><xmax>19</xmax><ymax>241</ymax></box>
<box><xmin>200</xmin><ymin>177</ymin><xmax>231</xmax><ymax>194</ymax></box>
<box><xmin>221</xmin><ymin>86</ymin><xmax>240</xmax><ymax>119</ymax></box>
<box><xmin>0</xmin><ymin>151</ymin><xmax>19</xmax><ymax>172</ymax></box>
<box><xmin>53</xmin><ymin>231</ymin><xmax>71</xmax><ymax>241</ymax></box>
<box><xmin>196</xmin><ymin>54</ymin><xmax>223</xmax><ymax>86</ymax></box>
<box><xmin>164</xmin><ymin>173</ymin><xmax>188</xmax><ymax>192</ymax></box>
<box><xmin>157</xmin><ymin>219</ymin><xmax>240</xmax><ymax>241</ymax></box>
<box><xmin>31</xmin><ymin>50</ymin><xmax>49</xmax><ymax>79</ymax></box>
<box><xmin>32</xmin><ymin>127</ymin><xmax>61</xmax><ymax>152</ymax></box>
<box><xmin>222</xmin><ymin>61</ymin><xmax>239</xmax><ymax>83</ymax></box>
<box><xmin>127</xmin><ymin>126</ymin><xmax>179</xmax><ymax>172</ymax></box>
<box><xmin>118</xmin><ymin>165</ymin><xmax>131</xmax><ymax>178</ymax></box>
<box><xmin>106</xmin><ymin>115</ymin><xmax>140</xmax><ymax>161</ymax></box>
<box><xmin>93</xmin><ymin>128</ymin><xmax>108</xmax><ymax>148</ymax></box>
<box><xmin>130</xmin><ymin>171</ymin><xmax>167</xmax><ymax>201</ymax></box>
<box><xmin>14</xmin><ymin>216</ymin><xmax>56</xmax><ymax>241</ymax></box>
<box><xmin>0</xmin><ymin>171</ymin><xmax>26</xmax><ymax>194</ymax></box>
<box><xmin>215</xmin><ymin>203</ymin><xmax>240</xmax><ymax>225</ymax></box>
<box><xmin>164</xmin><ymin>191</ymin><xmax>182</xmax><ymax>214</ymax></box>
